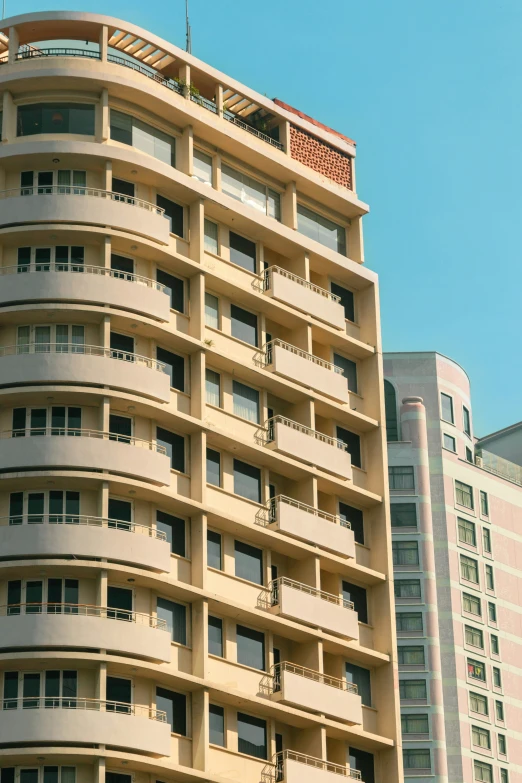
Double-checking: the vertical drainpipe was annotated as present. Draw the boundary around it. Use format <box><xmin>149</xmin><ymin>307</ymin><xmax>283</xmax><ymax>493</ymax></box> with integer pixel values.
<box><xmin>400</xmin><ymin>396</ymin><xmax>448</xmax><ymax>782</ymax></box>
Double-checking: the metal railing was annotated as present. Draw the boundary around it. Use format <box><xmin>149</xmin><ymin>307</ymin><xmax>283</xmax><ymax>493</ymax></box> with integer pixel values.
<box><xmin>224</xmin><ymin>111</ymin><xmax>284</xmax><ymax>151</ymax></box>
<box><xmin>257</xmin><ymin>339</ymin><xmax>344</xmax><ymax>374</ymax></box>
<box><xmin>262</xmin><ymin>750</ymin><xmax>362</xmax><ymax>783</ymax></box>
<box><xmin>0</xmin><ymin>185</ymin><xmax>165</xmax><ymax>217</ymax></box>
<box><xmin>0</xmin><ymin>427</ymin><xmax>167</xmax><ymax>454</ymax></box>
<box><xmin>107</xmin><ymin>53</ymin><xmax>184</xmax><ymax>93</ymax></box>
<box><xmin>260</xmin><ymin>661</ymin><xmax>358</xmax><ymax>696</ymax></box>
<box><xmin>476</xmin><ymin>449</ymin><xmax>522</xmax><ymax>487</ymax></box>
<box><xmin>1</xmin><ymin>695</ymin><xmax>166</xmax><ymax>721</ymax></box>
<box><xmin>264</xmin><ymin>416</ymin><xmax>347</xmax><ymax>450</ymax></box>
<box><xmin>257</xmin><ymin>494</ymin><xmax>349</xmax><ymax>529</ymax></box>
<box><xmin>191</xmin><ymin>94</ymin><xmax>218</xmax><ymax>114</ymax></box>
<box><xmin>264</xmin><ymin>267</ymin><xmax>341</xmax><ymax>303</ymax></box>
<box><xmin>0</xmin><ymin>342</ymin><xmax>167</xmax><ymax>373</ymax></box>
<box><xmin>0</xmin><ymin>262</ymin><xmax>167</xmax><ymax>291</ymax></box>
<box><xmin>2</xmin><ymin>513</ymin><xmax>167</xmax><ymax>540</ymax></box>
<box><xmin>261</xmin><ymin>577</ymin><xmax>354</xmax><ymax>611</ymax></box>
<box><xmin>0</xmin><ymin>602</ymin><xmax>167</xmax><ymax>629</ymax></box>
<box><xmin>15</xmin><ymin>47</ymin><xmax>101</xmax><ymax>61</ymax></box>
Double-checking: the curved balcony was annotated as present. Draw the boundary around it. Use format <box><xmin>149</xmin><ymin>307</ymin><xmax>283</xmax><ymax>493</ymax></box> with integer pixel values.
<box><xmin>0</xmin><ymin>342</ymin><xmax>171</xmax><ymax>403</ymax></box>
<box><xmin>263</xmin><ymin>416</ymin><xmax>352</xmax><ymax>479</ymax></box>
<box><xmin>0</xmin><ymin>428</ymin><xmax>171</xmax><ymax>485</ymax></box>
<box><xmin>263</xmin><ymin>267</ymin><xmax>345</xmax><ymax>330</ymax></box>
<box><xmin>0</xmin><ymin>186</ymin><xmax>170</xmax><ymax>245</ymax></box>
<box><xmin>0</xmin><ymin>514</ymin><xmax>171</xmax><ymax>572</ymax></box>
<box><xmin>0</xmin><ymin>697</ymin><xmax>170</xmax><ymax>756</ymax></box>
<box><xmin>0</xmin><ymin>264</ymin><xmax>171</xmax><ymax>322</ymax></box>
<box><xmin>0</xmin><ymin>603</ymin><xmax>171</xmax><ymax>662</ymax></box>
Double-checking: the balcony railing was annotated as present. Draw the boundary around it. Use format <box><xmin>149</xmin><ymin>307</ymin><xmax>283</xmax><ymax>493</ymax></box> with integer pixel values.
<box><xmin>256</xmin><ymin>339</ymin><xmax>345</xmax><ymax>374</ymax></box>
<box><xmin>0</xmin><ymin>602</ymin><xmax>167</xmax><ymax>629</ymax></box>
<box><xmin>263</xmin><ymin>267</ymin><xmax>341</xmax><ymax>302</ymax></box>
<box><xmin>259</xmin><ymin>661</ymin><xmax>358</xmax><ymax>696</ymax></box>
<box><xmin>0</xmin><ymin>427</ymin><xmax>167</xmax><ymax>454</ymax></box>
<box><xmin>256</xmin><ymin>494</ymin><xmax>350</xmax><ymax>528</ymax></box>
<box><xmin>262</xmin><ymin>750</ymin><xmax>362</xmax><ymax>783</ymax></box>
<box><xmin>0</xmin><ymin>261</ymin><xmax>167</xmax><ymax>291</ymax></box>
<box><xmin>224</xmin><ymin>111</ymin><xmax>284</xmax><ymax>151</ymax></box>
<box><xmin>476</xmin><ymin>448</ymin><xmax>522</xmax><ymax>487</ymax></box>
<box><xmin>15</xmin><ymin>47</ymin><xmax>101</xmax><ymax>61</ymax></box>
<box><xmin>107</xmin><ymin>52</ymin><xmax>184</xmax><ymax>94</ymax></box>
<box><xmin>0</xmin><ymin>342</ymin><xmax>167</xmax><ymax>373</ymax></box>
<box><xmin>191</xmin><ymin>94</ymin><xmax>218</xmax><ymax>114</ymax></box>
<box><xmin>263</xmin><ymin>415</ymin><xmax>347</xmax><ymax>450</ymax></box>
<box><xmin>259</xmin><ymin>577</ymin><xmax>354</xmax><ymax>611</ymax></box>
<box><xmin>2</xmin><ymin>513</ymin><xmax>167</xmax><ymax>540</ymax></box>
<box><xmin>0</xmin><ymin>185</ymin><xmax>165</xmax><ymax>216</ymax></box>
<box><xmin>1</xmin><ymin>695</ymin><xmax>166</xmax><ymax>721</ymax></box>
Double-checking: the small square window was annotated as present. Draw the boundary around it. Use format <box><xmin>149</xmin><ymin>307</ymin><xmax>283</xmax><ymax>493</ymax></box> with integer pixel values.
<box><xmin>441</xmin><ymin>392</ymin><xmax>454</xmax><ymax>423</ymax></box>
<box><xmin>443</xmin><ymin>433</ymin><xmax>456</xmax><ymax>452</ymax></box>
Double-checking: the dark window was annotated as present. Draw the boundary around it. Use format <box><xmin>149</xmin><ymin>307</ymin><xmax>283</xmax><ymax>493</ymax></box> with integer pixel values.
<box><xmin>106</xmin><ymin>775</ymin><xmax>131</xmax><ymax>783</ymax></box>
<box><xmin>391</xmin><ymin>503</ymin><xmax>417</xmax><ymax>528</ymax></box>
<box><xmin>112</xmin><ymin>178</ymin><xmax>135</xmax><ymax>198</ymax></box>
<box><xmin>237</xmin><ymin>712</ymin><xmax>267</xmax><ymax>759</ymax></box>
<box><xmin>393</xmin><ymin>540</ymin><xmax>419</xmax><ymax>566</ymax></box>
<box><xmin>157</xmin><ymin>427</ymin><xmax>185</xmax><ymax>473</ymax></box>
<box><xmin>229</xmin><ymin>232</ymin><xmax>257</xmax><ymax>273</ymax></box>
<box><xmin>440</xmin><ymin>393</ymin><xmax>454</xmax><ymax>423</ymax></box>
<box><xmin>109</xmin><ymin>413</ymin><xmax>131</xmax><ymax>442</ymax></box>
<box><xmin>235</xmin><ymin>540</ymin><xmax>263</xmax><ymax>585</ymax></box>
<box><xmin>402</xmin><ymin>714</ymin><xmax>429</xmax><ymax>734</ymax></box>
<box><xmin>157</xmin><ymin>597</ymin><xmax>186</xmax><ymax>645</ymax></box>
<box><xmin>342</xmin><ymin>581</ymin><xmax>368</xmax><ymax>624</ymax></box>
<box><xmin>110</xmin><ymin>331</ymin><xmax>134</xmax><ymax>355</ymax></box>
<box><xmin>403</xmin><ymin>750</ymin><xmax>431</xmax><ymax>771</ymax></box>
<box><xmin>331</xmin><ymin>282</ymin><xmax>355</xmax><ymax>322</ymax></box>
<box><xmin>396</xmin><ymin>612</ymin><xmax>423</xmax><ymax>632</ymax></box>
<box><xmin>233</xmin><ymin>459</ymin><xmax>261</xmax><ymax>503</ymax></box>
<box><xmin>107</xmin><ymin>585</ymin><xmax>132</xmax><ymax>619</ymax></box>
<box><xmin>17</xmin><ymin>104</ymin><xmax>95</xmax><ymax>136</ymax></box>
<box><xmin>156</xmin><ymin>510</ymin><xmax>185</xmax><ymax>556</ymax></box>
<box><xmin>157</xmin><ymin>347</ymin><xmax>185</xmax><ymax>391</ymax></box>
<box><xmin>207</xmin><ymin>530</ymin><xmax>222</xmax><ymax>570</ymax></box>
<box><xmin>236</xmin><ymin>625</ymin><xmax>265</xmax><ymax>671</ymax></box>
<box><xmin>349</xmin><ymin>748</ymin><xmax>375</xmax><ymax>783</ymax></box>
<box><xmin>339</xmin><ymin>503</ymin><xmax>364</xmax><ymax>544</ymax></box>
<box><xmin>395</xmin><ymin>579</ymin><xmax>421</xmax><ymax>599</ymax></box>
<box><xmin>384</xmin><ymin>380</ymin><xmax>399</xmax><ymax>441</ymax></box>
<box><xmin>111</xmin><ymin>253</ymin><xmax>134</xmax><ymax>276</ymax></box>
<box><xmin>337</xmin><ymin>427</ymin><xmax>361</xmax><ymax>468</ymax></box>
<box><xmin>207</xmin><ymin>448</ymin><xmax>221</xmax><ymax>487</ymax></box>
<box><xmin>208</xmin><ymin>616</ymin><xmax>223</xmax><ymax>657</ymax></box>
<box><xmin>0</xmin><ymin>772</ymin><xmax>15</xmax><ymax>783</ymax></box>
<box><xmin>209</xmin><ymin>704</ymin><xmax>225</xmax><ymax>746</ymax></box>
<box><xmin>334</xmin><ymin>354</ymin><xmax>357</xmax><ymax>393</ymax></box>
<box><xmin>157</xmin><ymin>195</ymin><xmax>184</xmax><ymax>237</ymax></box>
<box><xmin>346</xmin><ymin>663</ymin><xmax>371</xmax><ymax>706</ymax></box>
<box><xmin>156</xmin><ymin>687</ymin><xmax>186</xmax><ymax>735</ymax></box>
<box><xmin>17</xmin><ymin>247</ymin><xmax>31</xmax><ymax>271</ymax></box>
<box><xmin>463</xmin><ymin>406</ymin><xmax>471</xmax><ymax>436</ymax></box>
<box><xmin>3</xmin><ymin>671</ymin><xmax>18</xmax><ymax>708</ymax></box>
<box><xmin>399</xmin><ymin>679</ymin><xmax>427</xmax><ymax>701</ymax></box>
<box><xmin>9</xmin><ymin>492</ymin><xmax>23</xmax><ymax>525</ymax></box>
<box><xmin>230</xmin><ymin>305</ymin><xmax>258</xmax><ymax>346</ymax></box>
<box><xmin>156</xmin><ymin>269</ymin><xmax>184</xmax><ymax>312</ymax></box>
<box><xmin>398</xmin><ymin>646</ymin><xmax>425</xmax><ymax>666</ymax></box>
<box><xmin>389</xmin><ymin>466</ymin><xmax>415</xmax><ymax>490</ymax></box>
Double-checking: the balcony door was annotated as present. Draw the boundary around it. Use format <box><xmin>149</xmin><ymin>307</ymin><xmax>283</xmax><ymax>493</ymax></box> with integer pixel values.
<box><xmin>106</xmin><ymin>675</ymin><xmax>132</xmax><ymax>713</ymax></box>
<box><xmin>107</xmin><ymin>585</ymin><xmax>133</xmax><ymax>621</ymax></box>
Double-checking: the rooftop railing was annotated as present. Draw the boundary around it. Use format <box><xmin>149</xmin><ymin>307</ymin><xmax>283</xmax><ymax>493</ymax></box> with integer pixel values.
<box><xmin>0</xmin><ymin>342</ymin><xmax>167</xmax><ymax>373</ymax></box>
<box><xmin>476</xmin><ymin>449</ymin><xmax>522</xmax><ymax>487</ymax></box>
<box><xmin>0</xmin><ymin>602</ymin><xmax>167</xmax><ymax>629</ymax></box>
<box><xmin>1</xmin><ymin>513</ymin><xmax>167</xmax><ymax>540</ymax></box>
<box><xmin>224</xmin><ymin>110</ymin><xmax>284</xmax><ymax>151</ymax></box>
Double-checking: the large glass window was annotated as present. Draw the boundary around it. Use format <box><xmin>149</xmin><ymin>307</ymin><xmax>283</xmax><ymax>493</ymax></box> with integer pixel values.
<box><xmin>237</xmin><ymin>712</ymin><xmax>267</xmax><ymax>759</ymax></box>
<box><xmin>333</xmin><ymin>354</ymin><xmax>357</xmax><ymax>393</ymax></box>
<box><xmin>221</xmin><ymin>164</ymin><xmax>280</xmax><ymax>220</ymax></box>
<box><xmin>233</xmin><ymin>459</ymin><xmax>261</xmax><ymax>503</ymax></box>
<box><xmin>156</xmin><ymin>510</ymin><xmax>185</xmax><ymax>557</ymax></box>
<box><xmin>339</xmin><ymin>503</ymin><xmax>364</xmax><ymax>545</ymax></box>
<box><xmin>467</xmin><ymin>658</ymin><xmax>486</xmax><ymax>682</ymax></box>
<box><xmin>157</xmin><ymin>347</ymin><xmax>185</xmax><ymax>392</ymax></box>
<box><xmin>465</xmin><ymin>625</ymin><xmax>484</xmax><ymax>649</ymax></box>
<box><xmin>157</xmin><ymin>195</ymin><xmax>184</xmax><ymax>237</ymax></box>
<box><xmin>392</xmin><ymin>541</ymin><xmax>419</xmax><ymax>566</ymax></box>
<box><xmin>204</xmin><ymin>219</ymin><xmax>219</xmax><ymax>254</ymax></box>
<box><xmin>232</xmin><ymin>381</ymin><xmax>260</xmax><ymax>423</ymax></box>
<box><xmin>345</xmin><ymin>663</ymin><xmax>371</xmax><ymax>706</ymax></box>
<box><xmin>235</xmin><ymin>540</ymin><xmax>263</xmax><ymax>585</ymax></box>
<box><xmin>157</xmin><ymin>597</ymin><xmax>186</xmax><ymax>645</ymax></box>
<box><xmin>18</xmin><ymin>104</ymin><xmax>95</xmax><ymax>136</ymax></box>
<box><xmin>206</xmin><ymin>369</ymin><xmax>221</xmax><ymax>406</ymax></box>
<box><xmin>231</xmin><ymin>304</ymin><xmax>258</xmax><ymax>346</ymax></box>
<box><xmin>205</xmin><ymin>293</ymin><xmax>219</xmax><ymax>328</ymax></box>
<box><xmin>156</xmin><ymin>427</ymin><xmax>185</xmax><ymax>473</ymax></box>
<box><xmin>336</xmin><ymin>426</ymin><xmax>361</xmax><ymax>468</ymax></box>
<box><xmin>389</xmin><ymin>466</ymin><xmax>414</xmax><ymax>490</ymax></box>
<box><xmin>156</xmin><ymin>269</ymin><xmax>184</xmax><ymax>312</ymax></box>
<box><xmin>342</xmin><ymin>581</ymin><xmax>367</xmax><ymax>623</ymax></box>
<box><xmin>396</xmin><ymin>612</ymin><xmax>423</xmax><ymax>633</ymax></box>
<box><xmin>236</xmin><ymin>625</ymin><xmax>265</xmax><ymax>671</ymax></box>
<box><xmin>110</xmin><ymin>110</ymin><xmax>175</xmax><ymax>166</ymax></box>
<box><xmin>229</xmin><ymin>232</ymin><xmax>257</xmax><ymax>273</ymax></box>
<box><xmin>330</xmin><ymin>282</ymin><xmax>355</xmax><ymax>322</ymax></box>
<box><xmin>456</xmin><ymin>480</ymin><xmax>474</xmax><ymax>509</ymax></box>
<box><xmin>391</xmin><ymin>503</ymin><xmax>417</xmax><ymax>528</ymax></box>
<box><xmin>297</xmin><ymin>203</ymin><xmax>346</xmax><ymax>255</ymax></box>
<box><xmin>474</xmin><ymin>761</ymin><xmax>493</xmax><ymax>783</ymax></box>
<box><xmin>463</xmin><ymin>593</ymin><xmax>481</xmax><ymax>616</ymax></box>
<box><xmin>156</xmin><ymin>687</ymin><xmax>186</xmax><ymax>735</ymax></box>
<box><xmin>193</xmin><ymin>149</ymin><xmax>213</xmax><ymax>184</ymax></box>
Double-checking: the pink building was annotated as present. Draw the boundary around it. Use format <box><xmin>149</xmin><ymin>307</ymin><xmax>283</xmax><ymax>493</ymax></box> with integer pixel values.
<box><xmin>384</xmin><ymin>352</ymin><xmax>519</xmax><ymax>783</ymax></box>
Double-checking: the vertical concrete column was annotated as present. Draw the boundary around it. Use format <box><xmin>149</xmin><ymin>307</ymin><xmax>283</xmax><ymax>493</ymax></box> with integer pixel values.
<box><xmin>190</xmin><ymin>430</ymin><xmax>206</xmax><ymax>503</ymax></box>
<box><xmin>101</xmin><ymin>396</ymin><xmax>110</xmax><ymax>432</ymax></box>
<box><xmin>98</xmin><ymin>569</ymin><xmax>108</xmax><ymax>606</ymax></box>
<box><xmin>214</xmin><ymin>153</ymin><xmax>222</xmax><ymax>191</ymax></box>
<box><xmin>96</xmin><ymin>662</ymin><xmax>107</xmax><ymax>701</ymax></box>
<box><xmin>189</xmin><ymin>198</ymin><xmax>204</xmax><ymax>262</ymax></box>
<box><xmin>99</xmin><ymin>25</ymin><xmax>108</xmax><ymax>62</ymax></box>
<box><xmin>192</xmin><ymin>598</ymin><xmax>208</xmax><ymax>678</ymax></box>
<box><xmin>94</xmin><ymin>757</ymin><xmax>105</xmax><ymax>783</ymax></box>
<box><xmin>99</xmin><ymin>88</ymin><xmax>109</xmax><ymax>142</ymax></box>
<box><xmin>347</xmin><ymin>217</ymin><xmax>364</xmax><ymax>264</ymax></box>
<box><xmin>179</xmin><ymin>63</ymin><xmax>191</xmax><ymax>98</ymax></box>
<box><xmin>189</xmin><ymin>271</ymin><xmax>205</xmax><ymax>338</ymax></box>
<box><xmin>400</xmin><ymin>396</ymin><xmax>448</xmax><ymax>781</ymax></box>
<box><xmin>192</xmin><ymin>687</ymin><xmax>209</xmax><ymax>770</ymax></box>
<box><xmin>191</xmin><ymin>513</ymin><xmax>207</xmax><ymax>589</ymax></box>
<box><xmin>281</xmin><ymin>181</ymin><xmax>297</xmax><ymax>230</ymax></box>
<box><xmin>178</xmin><ymin>125</ymin><xmax>193</xmax><ymax>176</ymax></box>
<box><xmin>215</xmin><ymin>83</ymin><xmax>224</xmax><ymax>117</ymax></box>
<box><xmin>103</xmin><ymin>237</ymin><xmax>111</xmax><ymax>268</ymax></box>
<box><xmin>100</xmin><ymin>481</ymin><xmax>109</xmax><ymax>519</ymax></box>
<box><xmin>104</xmin><ymin>161</ymin><xmax>112</xmax><ymax>192</ymax></box>
<box><xmin>280</xmin><ymin>120</ymin><xmax>291</xmax><ymax>155</ymax></box>
<box><xmin>190</xmin><ymin>349</ymin><xmax>205</xmax><ymax>420</ymax></box>
<box><xmin>7</xmin><ymin>27</ymin><xmax>19</xmax><ymax>64</ymax></box>
<box><xmin>101</xmin><ymin>315</ymin><xmax>111</xmax><ymax>349</ymax></box>
<box><xmin>2</xmin><ymin>91</ymin><xmax>15</xmax><ymax>143</ymax></box>
<box><xmin>286</xmin><ymin>251</ymin><xmax>309</xmax><ymax>281</ymax></box>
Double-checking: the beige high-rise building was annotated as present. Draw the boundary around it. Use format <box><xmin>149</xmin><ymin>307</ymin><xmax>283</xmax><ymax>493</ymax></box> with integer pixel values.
<box><xmin>0</xmin><ymin>12</ymin><xmax>401</xmax><ymax>783</ymax></box>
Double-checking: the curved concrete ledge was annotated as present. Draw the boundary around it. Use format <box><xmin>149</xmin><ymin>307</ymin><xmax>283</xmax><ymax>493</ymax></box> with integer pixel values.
<box><xmin>0</xmin><ymin>192</ymin><xmax>170</xmax><ymax>245</ymax></box>
<box><xmin>0</xmin><ymin>351</ymin><xmax>171</xmax><ymax>403</ymax></box>
<box><xmin>0</xmin><ymin>434</ymin><xmax>171</xmax><ymax>485</ymax></box>
<box><xmin>0</xmin><ymin>612</ymin><xmax>172</xmax><ymax>662</ymax></box>
<box><xmin>0</xmin><ymin>522</ymin><xmax>171</xmax><ymax>572</ymax></box>
<box><xmin>0</xmin><ymin>269</ymin><xmax>171</xmax><ymax>322</ymax></box>
<box><xmin>0</xmin><ymin>706</ymin><xmax>171</xmax><ymax>756</ymax></box>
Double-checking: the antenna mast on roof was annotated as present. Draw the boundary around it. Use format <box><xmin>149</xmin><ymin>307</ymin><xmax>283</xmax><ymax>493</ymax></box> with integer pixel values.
<box><xmin>185</xmin><ymin>0</ymin><xmax>192</xmax><ymax>54</ymax></box>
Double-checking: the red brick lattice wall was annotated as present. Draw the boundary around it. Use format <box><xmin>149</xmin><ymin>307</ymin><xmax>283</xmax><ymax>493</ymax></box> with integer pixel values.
<box><xmin>289</xmin><ymin>124</ymin><xmax>353</xmax><ymax>190</ymax></box>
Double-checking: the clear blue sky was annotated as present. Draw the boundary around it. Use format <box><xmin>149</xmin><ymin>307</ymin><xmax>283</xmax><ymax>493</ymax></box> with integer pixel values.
<box><xmin>9</xmin><ymin>0</ymin><xmax>522</xmax><ymax>436</ymax></box>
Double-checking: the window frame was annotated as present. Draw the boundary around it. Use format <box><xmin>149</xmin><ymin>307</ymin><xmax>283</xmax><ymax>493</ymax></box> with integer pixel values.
<box><xmin>440</xmin><ymin>392</ymin><xmax>454</xmax><ymax>424</ymax></box>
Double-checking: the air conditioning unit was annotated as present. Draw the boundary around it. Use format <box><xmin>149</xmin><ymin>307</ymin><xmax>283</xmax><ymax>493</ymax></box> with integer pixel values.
<box><xmin>475</xmin><ymin>456</ymin><xmax>483</xmax><ymax>467</ymax></box>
